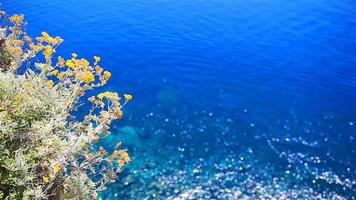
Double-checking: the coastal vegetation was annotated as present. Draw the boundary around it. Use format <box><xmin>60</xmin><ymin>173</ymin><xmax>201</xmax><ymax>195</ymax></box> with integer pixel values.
<box><xmin>0</xmin><ymin>9</ymin><xmax>131</xmax><ymax>199</ymax></box>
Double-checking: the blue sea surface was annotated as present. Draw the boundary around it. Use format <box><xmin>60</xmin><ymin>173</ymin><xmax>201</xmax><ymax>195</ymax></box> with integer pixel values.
<box><xmin>4</xmin><ymin>0</ymin><xmax>356</xmax><ymax>199</ymax></box>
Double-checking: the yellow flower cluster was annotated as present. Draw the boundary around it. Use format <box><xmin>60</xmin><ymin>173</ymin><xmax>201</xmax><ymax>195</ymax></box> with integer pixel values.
<box><xmin>42</xmin><ymin>164</ymin><xmax>62</xmax><ymax>183</ymax></box>
<box><xmin>29</xmin><ymin>43</ymin><xmax>43</xmax><ymax>52</ymax></box>
<box><xmin>97</xmin><ymin>91</ymin><xmax>118</xmax><ymax>100</ymax></box>
<box><xmin>54</xmin><ymin>164</ymin><xmax>61</xmax><ymax>173</ymax></box>
<box><xmin>40</xmin><ymin>32</ymin><xmax>62</xmax><ymax>45</ymax></box>
<box><xmin>50</xmin><ymin>69</ymin><xmax>59</xmax><ymax>76</ymax></box>
<box><xmin>49</xmin><ymin>53</ymin><xmax>111</xmax><ymax>87</ymax></box>
<box><xmin>103</xmin><ymin>71</ymin><xmax>111</xmax><ymax>80</ymax></box>
<box><xmin>65</xmin><ymin>59</ymin><xmax>76</xmax><ymax>68</ymax></box>
<box><xmin>124</xmin><ymin>94</ymin><xmax>133</xmax><ymax>100</ymax></box>
<box><xmin>94</xmin><ymin>56</ymin><xmax>101</xmax><ymax>63</ymax></box>
<box><xmin>117</xmin><ymin>149</ymin><xmax>131</xmax><ymax>167</ymax></box>
<box><xmin>11</xmin><ymin>39</ymin><xmax>24</xmax><ymax>47</ymax></box>
<box><xmin>42</xmin><ymin>176</ymin><xmax>49</xmax><ymax>183</ymax></box>
<box><xmin>9</xmin><ymin>14</ymin><xmax>24</xmax><ymax>25</ymax></box>
<box><xmin>95</xmin><ymin>65</ymin><xmax>103</xmax><ymax>74</ymax></box>
<box><xmin>83</xmin><ymin>71</ymin><xmax>95</xmax><ymax>83</ymax></box>
<box><xmin>47</xmin><ymin>80</ymin><xmax>54</xmax><ymax>87</ymax></box>
<box><xmin>42</xmin><ymin>45</ymin><xmax>55</xmax><ymax>57</ymax></box>
<box><xmin>33</xmin><ymin>32</ymin><xmax>63</xmax><ymax>46</ymax></box>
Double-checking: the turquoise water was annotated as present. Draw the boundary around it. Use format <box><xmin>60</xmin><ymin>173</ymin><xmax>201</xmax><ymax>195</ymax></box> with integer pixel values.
<box><xmin>4</xmin><ymin>0</ymin><xmax>356</xmax><ymax>199</ymax></box>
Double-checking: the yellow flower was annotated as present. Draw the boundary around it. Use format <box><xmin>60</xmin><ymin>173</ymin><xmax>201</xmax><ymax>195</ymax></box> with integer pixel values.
<box><xmin>71</xmin><ymin>53</ymin><xmax>78</xmax><ymax>58</ymax></box>
<box><xmin>54</xmin><ymin>164</ymin><xmax>61</xmax><ymax>173</ymax></box>
<box><xmin>57</xmin><ymin>73</ymin><xmax>64</xmax><ymax>80</ymax></box>
<box><xmin>11</xmin><ymin>39</ymin><xmax>24</xmax><ymax>47</ymax></box>
<box><xmin>9</xmin><ymin>14</ymin><xmax>24</xmax><ymax>25</ymax></box>
<box><xmin>117</xmin><ymin>149</ymin><xmax>131</xmax><ymax>167</ymax></box>
<box><xmin>65</xmin><ymin>60</ymin><xmax>76</xmax><ymax>68</ymax></box>
<box><xmin>39</xmin><ymin>32</ymin><xmax>57</xmax><ymax>44</ymax></box>
<box><xmin>97</xmin><ymin>92</ymin><xmax>118</xmax><ymax>99</ymax></box>
<box><xmin>49</xmin><ymin>173</ymin><xmax>54</xmax><ymax>178</ymax></box>
<box><xmin>30</xmin><ymin>44</ymin><xmax>43</xmax><ymax>52</ymax></box>
<box><xmin>43</xmin><ymin>46</ymin><xmax>55</xmax><ymax>57</ymax></box>
<box><xmin>97</xmin><ymin>93</ymin><xmax>106</xmax><ymax>99</ymax></box>
<box><xmin>103</xmin><ymin>71</ymin><xmax>111</xmax><ymax>80</ymax></box>
<box><xmin>94</xmin><ymin>56</ymin><xmax>101</xmax><ymax>63</ymax></box>
<box><xmin>78</xmin><ymin>58</ymin><xmax>90</xmax><ymax>68</ymax></box>
<box><xmin>43</xmin><ymin>176</ymin><xmax>49</xmax><ymax>183</ymax></box>
<box><xmin>83</xmin><ymin>71</ymin><xmax>95</xmax><ymax>83</ymax></box>
<box><xmin>50</xmin><ymin>70</ymin><xmax>59</xmax><ymax>76</ymax></box>
<box><xmin>47</xmin><ymin>37</ymin><xmax>57</xmax><ymax>44</ymax></box>
<box><xmin>41</xmin><ymin>32</ymin><xmax>50</xmax><ymax>38</ymax></box>
<box><xmin>124</xmin><ymin>94</ymin><xmax>133</xmax><ymax>100</ymax></box>
<box><xmin>98</xmin><ymin>147</ymin><xmax>108</xmax><ymax>157</ymax></box>
<box><xmin>95</xmin><ymin>66</ymin><xmax>103</xmax><ymax>74</ymax></box>
<box><xmin>47</xmin><ymin>80</ymin><xmax>54</xmax><ymax>87</ymax></box>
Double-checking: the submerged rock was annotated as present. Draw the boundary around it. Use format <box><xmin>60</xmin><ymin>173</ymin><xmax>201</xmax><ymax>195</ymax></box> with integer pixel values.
<box><xmin>156</xmin><ymin>88</ymin><xmax>181</xmax><ymax>106</ymax></box>
<box><xmin>116</xmin><ymin>126</ymin><xmax>142</xmax><ymax>147</ymax></box>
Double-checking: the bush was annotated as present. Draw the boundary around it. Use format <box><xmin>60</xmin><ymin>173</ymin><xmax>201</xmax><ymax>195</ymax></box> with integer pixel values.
<box><xmin>0</xmin><ymin>8</ymin><xmax>131</xmax><ymax>199</ymax></box>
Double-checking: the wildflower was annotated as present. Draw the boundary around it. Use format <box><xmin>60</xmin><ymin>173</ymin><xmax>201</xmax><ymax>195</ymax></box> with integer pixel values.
<box><xmin>114</xmin><ymin>110</ymin><xmax>123</xmax><ymax>118</ymax></box>
<box><xmin>55</xmin><ymin>36</ymin><xmax>64</xmax><ymax>43</ymax></box>
<box><xmin>9</xmin><ymin>14</ymin><xmax>24</xmax><ymax>25</ymax></box>
<box><xmin>50</xmin><ymin>70</ymin><xmax>59</xmax><ymax>76</ymax></box>
<box><xmin>95</xmin><ymin>66</ymin><xmax>103</xmax><ymax>74</ymax></box>
<box><xmin>65</xmin><ymin>59</ymin><xmax>76</xmax><ymax>68</ymax></box>
<box><xmin>11</xmin><ymin>39</ymin><xmax>24</xmax><ymax>47</ymax></box>
<box><xmin>107</xmin><ymin>156</ymin><xmax>115</xmax><ymax>163</ymax></box>
<box><xmin>107</xmin><ymin>170</ymin><xmax>116</xmax><ymax>180</ymax></box>
<box><xmin>43</xmin><ymin>176</ymin><xmax>49</xmax><ymax>183</ymax></box>
<box><xmin>97</xmin><ymin>93</ymin><xmax>106</xmax><ymax>99</ymax></box>
<box><xmin>57</xmin><ymin>56</ymin><xmax>65</xmax><ymax>67</ymax></box>
<box><xmin>41</xmin><ymin>31</ymin><xmax>50</xmax><ymax>38</ymax></box>
<box><xmin>30</xmin><ymin>44</ymin><xmax>43</xmax><ymax>52</ymax></box>
<box><xmin>46</xmin><ymin>37</ymin><xmax>58</xmax><ymax>44</ymax></box>
<box><xmin>103</xmin><ymin>71</ymin><xmax>111</xmax><ymax>80</ymax></box>
<box><xmin>83</xmin><ymin>71</ymin><xmax>95</xmax><ymax>83</ymax></box>
<box><xmin>124</xmin><ymin>94</ymin><xmax>133</xmax><ymax>100</ymax></box>
<box><xmin>94</xmin><ymin>56</ymin><xmax>101</xmax><ymax>63</ymax></box>
<box><xmin>47</xmin><ymin>80</ymin><xmax>54</xmax><ymax>87</ymax></box>
<box><xmin>43</xmin><ymin>45</ymin><xmax>55</xmax><ymax>57</ymax></box>
<box><xmin>97</xmin><ymin>92</ymin><xmax>118</xmax><ymax>99</ymax></box>
<box><xmin>78</xmin><ymin>58</ymin><xmax>90</xmax><ymax>68</ymax></box>
<box><xmin>49</xmin><ymin>173</ymin><xmax>54</xmax><ymax>178</ymax></box>
<box><xmin>7</xmin><ymin>46</ymin><xmax>23</xmax><ymax>57</ymax></box>
<box><xmin>88</xmin><ymin>154</ymin><xmax>95</xmax><ymax>159</ymax></box>
<box><xmin>98</xmin><ymin>147</ymin><xmax>107</xmax><ymax>157</ymax></box>
<box><xmin>117</xmin><ymin>149</ymin><xmax>131</xmax><ymax>167</ymax></box>
<box><xmin>71</xmin><ymin>53</ymin><xmax>78</xmax><ymax>58</ymax></box>
<box><xmin>41</xmin><ymin>32</ymin><xmax>58</xmax><ymax>44</ymax></box>
<box><xmin>54</xmin><ymin>164</ymin><xmax>61</xmax><ymax>173</ymax></box>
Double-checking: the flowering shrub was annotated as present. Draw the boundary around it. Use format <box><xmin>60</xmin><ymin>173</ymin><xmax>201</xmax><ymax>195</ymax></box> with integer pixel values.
<box><xmin>0</xmin><ymin>9</ymin><xmax>131</xmax><ymax>199</ymax></box>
